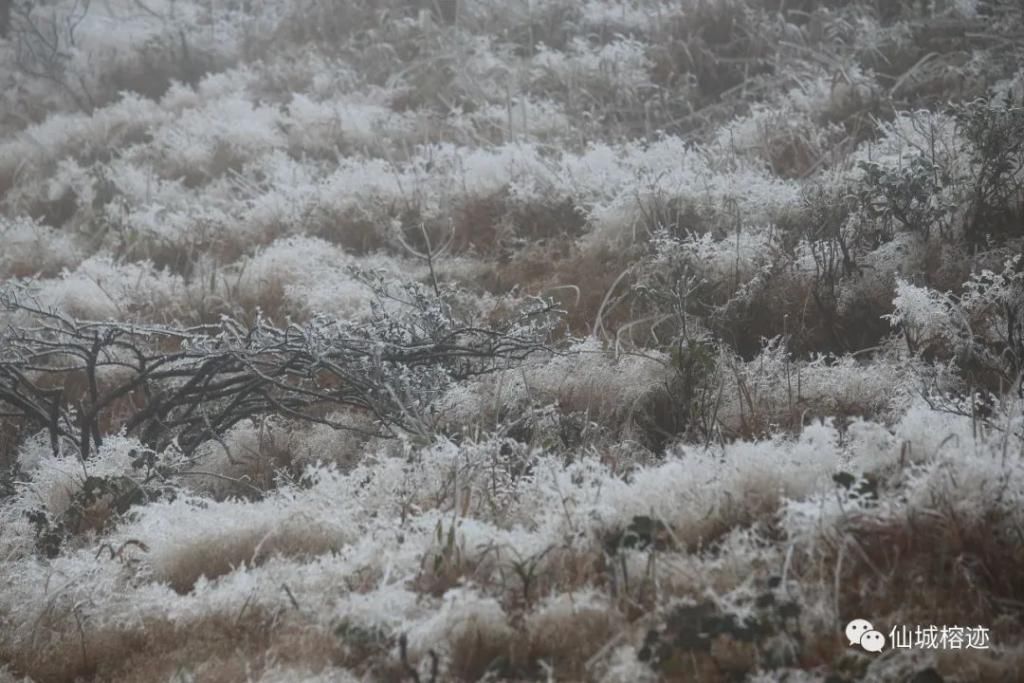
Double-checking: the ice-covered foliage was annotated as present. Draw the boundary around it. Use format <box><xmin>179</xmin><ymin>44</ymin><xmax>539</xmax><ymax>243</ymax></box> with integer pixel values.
<box><xmin>889</xmin><ymin>255</ymin><xmax>1024</xmax><ymax>390</ymax></box>
<box><xmin>3</xmin><ymin>399</ymin><xmax>1021</xmax><ymax>680</ymax></box>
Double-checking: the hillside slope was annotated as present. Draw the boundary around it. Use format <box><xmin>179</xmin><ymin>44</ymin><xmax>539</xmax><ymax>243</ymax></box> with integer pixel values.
<box><xmin>1</xmin><ymin>1</ymin><xmax>1023</xmax><ymax>681</ymax></box>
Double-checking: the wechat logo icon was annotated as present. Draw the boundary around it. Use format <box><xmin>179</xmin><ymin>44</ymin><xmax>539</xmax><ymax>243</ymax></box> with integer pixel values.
<box><xmin>846</xmin><ymin>619</ymin><xmax>886</xmax><ymax>653</ymax></box>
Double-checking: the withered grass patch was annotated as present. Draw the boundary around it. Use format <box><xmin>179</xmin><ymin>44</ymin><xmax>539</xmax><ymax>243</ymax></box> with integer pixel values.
<box><xmin>158</xmin><ymin>522</ymin><xmax>345</xmax><ymax>595</ymax></box>
<box><xmin>4</xmin><ymin>607</ymin><xmax>346</xmax><ymax>683</ymax></box>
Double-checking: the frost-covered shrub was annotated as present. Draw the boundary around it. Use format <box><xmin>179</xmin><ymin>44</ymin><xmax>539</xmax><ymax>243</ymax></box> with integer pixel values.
<box><xmin>716</xmin><ymin>340</ymin><xmax>931</xmax><ymax>435</ymax></box>
<box><xmin>284</xmin><ymin>94</ymin><xmax>414</xmax><ymax>154</ymax></box>
<box><xmin>957</xmin><ymin>100</ymin><xmax>1024</xmax><ymax>244</ymax></box>
<box><xmin>18</xmin><ymin>254</ymin><xmax>185</xmax><ymax>320</ymax></box>
<box><xmin>150</xmin><ymin>94</ymin><xmax>286</xmax><ymax>183</ymax></box>
<box><xmin>888</xmin><ymin>277</ymin><xmax>961</xmax><ymax>355</ymax></box>
<box><xmin>532</xmin><ymin>36</ymin><xmax>653</xmax><ymax>97</ymax></box>
<box><xmin>227</xmin><ymin>236</ymin><xmax>378</xmax><ymax>320</ymax></box>
<box><xmin>405</xmin><ymin>588</ymin><xmax>514</xmax><ymax>680</ymax></box>
<box><xmin>850</xmin><ymin>103</ymin><xmax>1024</xmax><ymax>248</ymax></box>
<box><xmin>5</xmin><ymin>0</ymin><xmax>247</xmax><ymax>115</ymax></box>
<box><xmin>0</xmin><ymin>215</ymin><xmax>80</xmax><ymax>277</ymax></box>
<box><xmin>461</xmin><ymin>0</ymin><xmax>582</xmax><ymax>51</ymax></box>
<box><xmin>436</xmin><ymin>337</ymin><xmax>668</xmax><ymax>446</ymax></box>
<box><xmin>187</xmin><ymin>417</ymin><xmax>302</xmax><ymax>498</ymax></box>
<box><xmin>634</xmin><ymin>224</ymin><xmax>781</xmax><ymax>336</ymax></box>
<box><xmin>781</xmin><ymin>400</ymin><xmax>1024</xmax><ymax>659</ymax></box>
<box><xmin>0</xmin><ymin>93</ymin><xmax>167</xmax><ymax>212</ymax></box>
<box><xmin>0</xmin><ymin>272</ymin><xmax>557</xmax><ymax>472</ymax></box>
<box><xmin>2</xmin><ymin>433</ymin><xmax>183</xmax><ymax>559</ymax></box>
<box><xmin>461</xmin><ymin>96</ymin><xmax>572</xmax><ymax>142</ymax></box>
<box><xmin>713</xmin><ymin>73</ymin><xmax>849</xmax><ymax>178</ymax></box>
<box><xmin>593</xmin><ymin>419</ymin><xmax>845</xmax><ymax>548</ymax></box>
<box><xmin>855</xmin><ymin>154</ymin><xmax>959</xmax><ymax>241</ymax></box>
<box><xmin>888</xmin><ymin>256</ymin><xmax>1024</xmax><ymax>391</ymax></box>
<box><xmin>570</xmin><ymin>137</ymin><xmax>801</xmax><ymax>244</ymax></box>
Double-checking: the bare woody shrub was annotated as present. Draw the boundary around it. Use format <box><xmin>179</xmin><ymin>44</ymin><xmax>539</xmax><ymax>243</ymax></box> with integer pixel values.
<box><xmin>0</xmin><ymin>275</ymin><xmax>557</xmax><ymax>460</ymax></box>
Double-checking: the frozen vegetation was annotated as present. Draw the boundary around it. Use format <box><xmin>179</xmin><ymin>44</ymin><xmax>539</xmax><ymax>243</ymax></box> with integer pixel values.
<box><xmin>0</xmin><ymin>0</ymin><xmax>1023</xmax><ymax>681</ymax></box>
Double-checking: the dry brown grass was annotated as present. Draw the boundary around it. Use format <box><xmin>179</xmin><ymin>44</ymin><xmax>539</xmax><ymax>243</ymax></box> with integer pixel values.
<box><xmin>410</xmin><ymin>540</ymin><xmax>498</xmax><ymax>600</ymax></box>
<box><xmin>448</xmin><ymin>193</ymin><xmax>506</xmax><ymax>256</ymax></box>
<box><xmin>788</xmin><ymin>505</ymin><xmax>1024</xmax><ymax>680</ymax></box>
<box><xmin>308</xmin><ymin>206</ymin><xmax>391</xmax><ymax>255</ymax></box>
<box><xmin>201</xmin><ymin>430</ymin><xmax>302</xmax><ymax>499</ymax></box>
<box><xmin>443</xmin><ymin>620</ymin><xmax>515</xmax><ymax>682</ymax></box>
<box><xmin>832</xmin><ymin>514</ymin><xmax>1024</xmax><ymax>630</ymax></box>
<box><xmin>227</xmin><ymin>274</ymin><xmax>293</xmax><ymax>325</ymax></box>
<box><xmin>3</xmin><ymin>607</ymin><xmax>349</xmax><ymax>683</ymax></box>
<box><xmin>2</xmin><ymin>596</ymin><xmax>624</xmax><ymax>683</ymax></box>
<box><xmin>157</xmin><ymin>522</ymin><xmax>345</xmax><ymax>595</ymax></box>
<box><xmin>96</xmin><ymin>38</ymin><xmax>213</xmax><ymax>105</ymax></box>
<box><xmin>713</xmin><ymin>267</ymin><xmax>896</xmax><ymax>359</ymax></box>
<box><xmin>524</xmin><ymin>600</ymin><xmax>623</xmax><ymax>679</ymax></box>
<box><xmin>478</xmin><ymin>242</ymin><xmax>639</xmax><ymax>337</ymax></box>
<box><xmin>396</xmin><ymin>193</ymin><xmax>587</xmax><ymax>261</ymax></box>
<box><xmin>26</xmin><ymin>516</ymin><xmax>1005</xmax><ymax>683</ymax></box>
